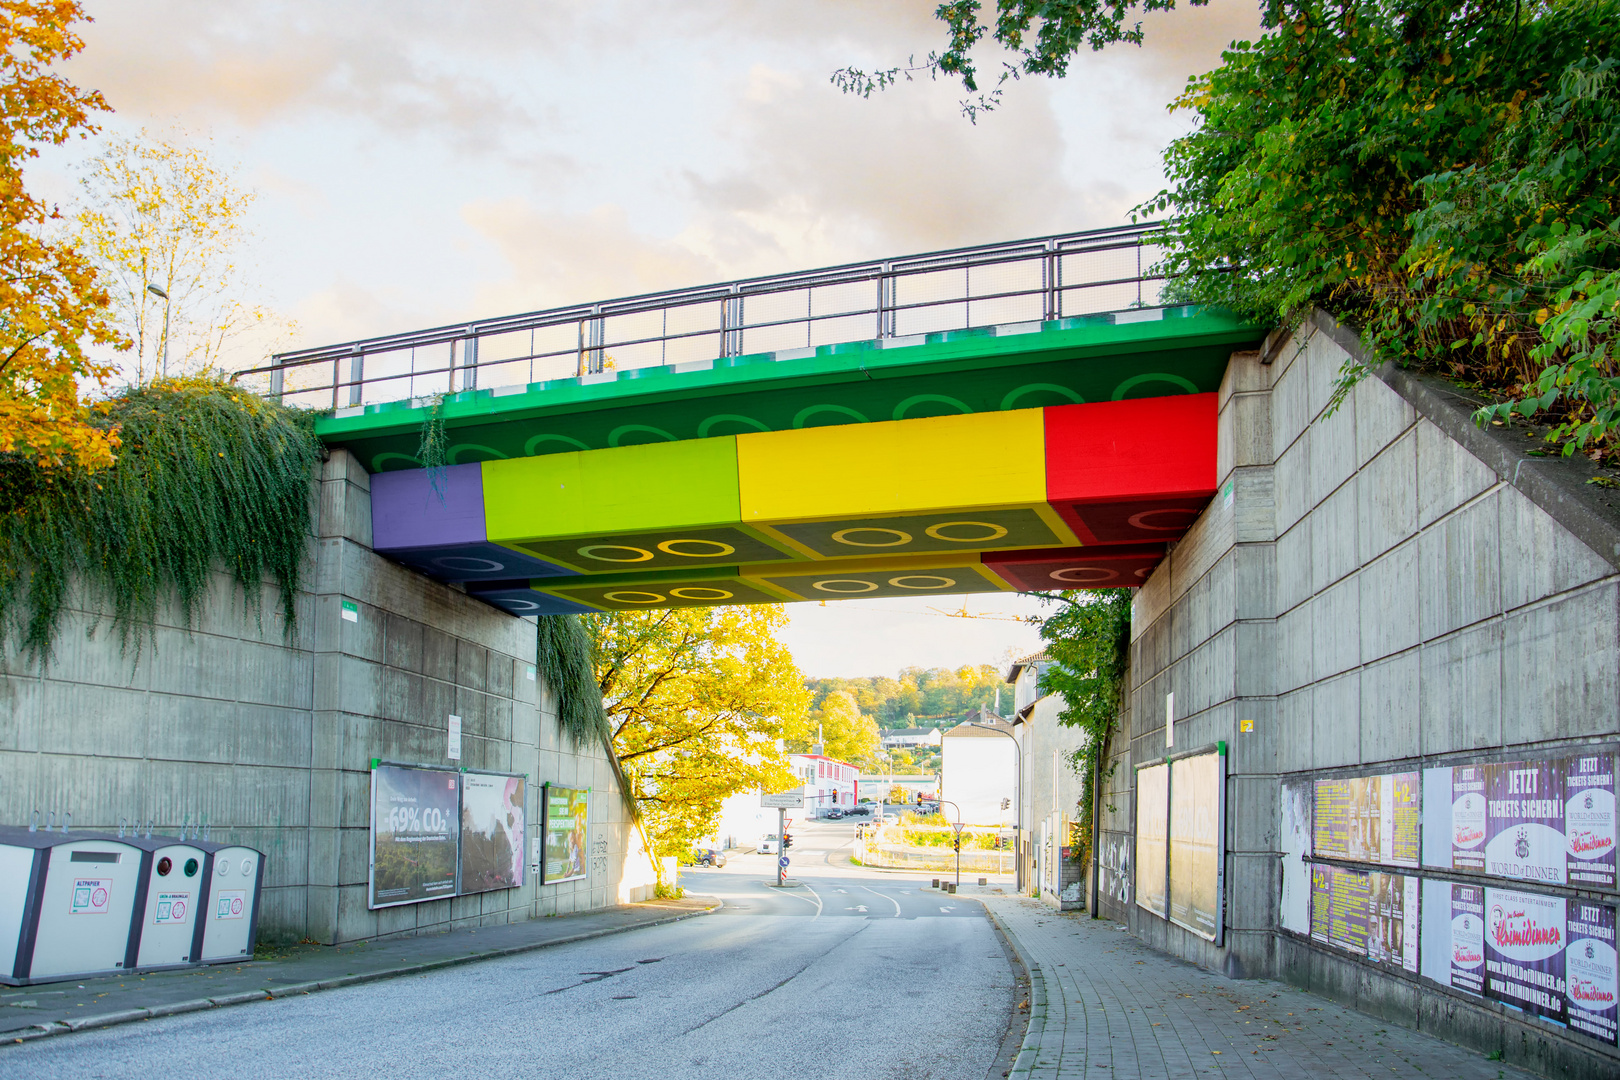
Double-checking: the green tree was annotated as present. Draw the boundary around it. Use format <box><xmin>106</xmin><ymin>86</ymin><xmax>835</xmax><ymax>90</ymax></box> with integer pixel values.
<box><xmin>794</xmin><ymin>689</ymin><xmax>881</xmax><ymax>768</ymax></box>
<box><xmin>586</xmin><ymin>605</ymin><xmax>811</xmax><ymax>858</ymax></box>
<box><xmin>75</xmin><ymin>130</ymin><xmax>290</xmax><ymax>384</ymax></box>
<box><xmin>846</xmin><ymin>2</ymin><xmax>1620</xmax><ymax>454</ymax></box>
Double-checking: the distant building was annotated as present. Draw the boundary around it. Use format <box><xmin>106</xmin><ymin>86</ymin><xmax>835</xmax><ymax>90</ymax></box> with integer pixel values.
<box><xmin>939</xmin><ymin>709</ymin><xmax>1017</xmax><ymax>825</ymax></box>
<box><xmin>789</xmin><ymin>752</ymin><xmax>858</xmax><ymax>815</ymax></box>
<box><xmin>880</xmin><ymin>727</ymin><xmax>943</xmax><ymax>750</ymax></box>
<box><xmin>1006</xmin><ymin>652</ymin><xmax>1087</xmax><ymax>910</ymax></box>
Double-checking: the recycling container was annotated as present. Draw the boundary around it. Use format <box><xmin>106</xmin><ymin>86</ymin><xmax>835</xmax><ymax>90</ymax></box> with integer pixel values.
<box><xmin>125</xmin><ymin>836</ymin><xmax>213</xmax><ymax>971</ymax></box>
<box><xmin>0</xmin><ymin>828</ymin><xmax>146</xmax><ymax>985</ymax></box>
<box><xmin>197</xmin><ymin>844</ymin><xmax>264</xmax><ymax>963</ymax></box>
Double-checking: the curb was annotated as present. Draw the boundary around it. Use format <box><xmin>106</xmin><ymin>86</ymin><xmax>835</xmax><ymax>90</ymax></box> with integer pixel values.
<box><xmin>978</xmin><ymin>901</ymin><xmax>1050</xmax><ymax>1080</ymax></box>
<box><xmin>5</xmin><ymin>901</ymin><xmax>719</xmax><ymax>1048</ymax></box>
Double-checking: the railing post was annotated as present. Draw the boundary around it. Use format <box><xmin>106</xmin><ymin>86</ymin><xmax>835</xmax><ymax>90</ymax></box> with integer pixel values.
<box><xmin>347</xmin><ymin>345</ymin><xmax>364</xmax><ymax>407</ymax></box>
<box><xmin>1043</xmin><ymin>238</ymin><xmax>1060</xmax><ymax>323</ymax></box>
<box><xmin>579</xmin><ymin>308</ymin><xmax>604</xmax><ymax>375</ymax></box>
<box><xmin>269</xmin><ymin>363</ymin><xmax>284</xmax><ymax>403</ymax></box>
<box><xmin>721</xmin><ymin>286</ymin><xmax>743</xmax><ymax>357</ymax></box>
<box><xmin>460</xmin><ymin>328</ymin><xmax>479</xmax><ymax>392</ymax></box>
<box><xmin>877</xmin><ymin>263</ymin><xmax>895</xmax><ymax>338</ymax></box>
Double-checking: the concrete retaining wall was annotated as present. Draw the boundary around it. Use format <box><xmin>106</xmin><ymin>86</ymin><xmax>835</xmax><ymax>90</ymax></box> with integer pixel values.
<box><xmin>0</xmin><ymin>450</ymin><xmax>655</xmax><ymax>945</ymax></box>
<box><xmin>1101</xmin><ymin>313</ymin><xmax>1620</xmax><ymax>1078</ymax></box>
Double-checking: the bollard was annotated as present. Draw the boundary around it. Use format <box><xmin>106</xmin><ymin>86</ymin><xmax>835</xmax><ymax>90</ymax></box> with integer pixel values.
<box><xmin>947</xmin><ymin>883</ymin><xmax>957</xmax><ymax>894</ymax></box>
<box><xmin>931</xmin><ymin>878</ymin><xmax>939</xmax><ymax>888</ymax></box>
<box><xmin>978</xmin><ymin>877</ymin><xmax>987</xmax><ymax>886</ymax></box>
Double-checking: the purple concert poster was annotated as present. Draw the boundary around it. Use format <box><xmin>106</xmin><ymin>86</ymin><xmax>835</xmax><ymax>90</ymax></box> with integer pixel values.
<box><xmin>1485</xmin><ymin>760</ymin><xmax>1567</xmax><ymax>886</ymax></box>
<box><xmin>1565</xmin><ymin>752</ymin><xmax>1617</xmax><ymax>889</ymax></box>
<box><xmin>1451</xmin><ymin>765</ymin><xmax>1487</xmax><ymax>872</ymax></box>
<box><xmin>1450</xmin><ymin>884</ymin><xmax>1486</xmax><ymax>996</ymax></box>
<box><xmin>1485</xmin><ymin>888</ymin><xmax>1567</xmax><ymax>1026</ymax></box>
<box><xmin>1566</xmin><ymin>901</ymin><xmax>1619</xmax><ymax>1046</ymax></box>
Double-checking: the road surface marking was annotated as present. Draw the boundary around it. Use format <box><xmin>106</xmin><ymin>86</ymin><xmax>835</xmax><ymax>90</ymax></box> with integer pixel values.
<box><xmin>859</xmin><ymin>885</ymin><xmax>903</xmax><ymax>917</ymax></box>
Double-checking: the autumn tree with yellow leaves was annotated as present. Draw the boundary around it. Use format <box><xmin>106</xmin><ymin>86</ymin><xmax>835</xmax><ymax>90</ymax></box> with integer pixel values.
<box><xmin>76</xmin><ymin>131</ymin><xmax>287</xmax><ymax>384</ymax></box>
<box><xmin>0</xmin><ymin>0</ymin><xmax>120</xmax><ymax>469</ymax></box>
<box><xmin>585</xmin><ymin>605</ymin><xmax>811</xmax><ymax>858</ymax></box>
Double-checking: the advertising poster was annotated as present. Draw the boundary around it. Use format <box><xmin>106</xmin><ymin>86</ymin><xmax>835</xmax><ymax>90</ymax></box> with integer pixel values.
<box><xmin>1451</xmin><ymin>765</ymin><xmax>1488</xmax><ymax>872</ymax></box>
<box><xmin>460</xmin><ymin>773</ymin><xmax>526</xmax><ymax>894</ymax></box>
<box><xmin>1328</xmin><ymin>867</ymin><xmax>1371</xmax><ymax>955</ymax></box>
<box><xmin>370</xmin><ymin>765</ymin><xmax>461</xmax><ymax>908</ymax></box>
<box><xmin>1485</xmin><ymin>760</ymin><xmax>1568</xmax><ymax>886</ymax></box>
<box><xmin>1566</xmin><ymin>753</ymin><xmax>1618</xmax><ymax>889</ymax></box>
<box><xmin>1566</xmin><ymin>901</ymin><xmax>1619</xmax><ymax>1046</ymax></box>
<box><xmin>1134</xmin><ymin>763</ymin><xmax>1169</xmax><ymax>919</ymax></box>
<box><xmin>1312</xmin><ymin>772</ymin><xmax>1418</xmax><ymax>868</ymax></box>
<box><xmin>1310</xmin><ymin>866</ymin><xmax>1333</xmax><ymax>945</ymax></box>
<box><xmin>1449</xmin><ymin>884</ymin><xmax>1486</xmax><ymax>995</ymax></box>
<box><xmin>1383</xmin><ymin>773</ymin><xmax>1422</xmax><ymax>868</ymax></box>
<box><xmin>1314</xmin><ymin>778</ymin><xmax>1352</xmax><ymax>860</ymax></box>
<box><xmin>1168</xmin><ymin>752</ymin><xmax>1222</xmax><ymax>941</ymax></box>
<box><xmin>1484</xmin><ymin>887</ymin><xmax>1567</xmax><ymax>1026</ymax></box>
<box><xmin>1367</xmin><ymin>873</ymin><xmax>1419</xmax><ymax>973</ymax></box>
<box><xmin>542</xmin><ymin>784</ymin><xmax>589</xmax><ymax>884</ymax></box>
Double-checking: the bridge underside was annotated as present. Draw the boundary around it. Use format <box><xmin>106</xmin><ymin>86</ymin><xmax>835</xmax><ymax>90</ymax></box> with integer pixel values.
<box><xmin>315</xmin><ymin>307</ymin><xmax>1263</xmax><ymax>615</ymax></box>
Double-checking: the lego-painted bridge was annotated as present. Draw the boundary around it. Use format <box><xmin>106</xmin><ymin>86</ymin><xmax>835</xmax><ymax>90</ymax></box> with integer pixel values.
<box><xmin>258</xmin><ymin>226</ymin><xmax>1265</xmax><ymax>615</ymax></box>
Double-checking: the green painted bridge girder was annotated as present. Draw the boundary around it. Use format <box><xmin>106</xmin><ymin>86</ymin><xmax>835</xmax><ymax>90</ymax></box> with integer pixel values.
<box><xmin>315</xmin><ymin>306</ymin><xmax>1266</xmax><ymax>475</ymax></box>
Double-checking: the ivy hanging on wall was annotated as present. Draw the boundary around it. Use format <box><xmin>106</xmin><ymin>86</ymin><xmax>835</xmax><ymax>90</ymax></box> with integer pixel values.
<box><xmin>535</xmin><ymin>613</ymin><xmax>610</xmax><ymax>748</ymax></box>
<box><xmin>0</xmin><ymin>376</ymin><xmax>322</xmax><ymax>664</ymax></box>
<box><xmin>1031</xmin><ymin>587</ymin><xmax>1133</xmax><ymax>867</ymax></box>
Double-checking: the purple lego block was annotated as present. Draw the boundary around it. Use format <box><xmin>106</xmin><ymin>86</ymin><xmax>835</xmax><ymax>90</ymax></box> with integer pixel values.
<box><xmin>371</xmin><ymin>464</ymin><xmax>487</xmax><ymax>550</ymax></box>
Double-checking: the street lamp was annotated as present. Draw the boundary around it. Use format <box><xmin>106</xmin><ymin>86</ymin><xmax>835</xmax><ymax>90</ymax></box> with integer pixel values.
<box><xmin>935</xmin><ymin>799</ymin><xmax>964</xmax><ymax>889</ymax></box>
<box><xmin>146</xmin><ymin>284</ymin><xmax>171</xmax><ymax>379</ymax></box>
<box><xmin>970</xmin><ymin>721</ymin><xmax>1022</xmax><ymax>893</ymax></box>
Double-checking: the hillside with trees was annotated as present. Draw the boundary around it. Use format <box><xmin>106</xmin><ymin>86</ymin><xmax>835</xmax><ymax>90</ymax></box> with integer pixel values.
<box><xmin>805</xmin><ymin>664</ymin><xmax>1009</xmax><ymax>729</ymax></box>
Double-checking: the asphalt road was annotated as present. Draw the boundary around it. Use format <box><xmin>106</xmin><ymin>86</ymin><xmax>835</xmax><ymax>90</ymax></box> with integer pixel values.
<box><xmin>5</xmin><ymin>820</ymin><xmax>1019</xmax><ymax>1080</ymax></box>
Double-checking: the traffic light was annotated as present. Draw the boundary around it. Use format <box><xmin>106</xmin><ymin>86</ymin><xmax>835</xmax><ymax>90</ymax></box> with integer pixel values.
<box><xmin>952</xmin><ymin>836</ymin><xmax>961</xmax><ymax>852</ymax></box>
<box><xmin>1000</xmin><ymin>797</ymin><xmax>1010</xmax><ymax>810</ymax></box>
<box><xmin>781</xmin><ymin>832</ymin><xmax>793</xmax><ymax>851</ymax></box>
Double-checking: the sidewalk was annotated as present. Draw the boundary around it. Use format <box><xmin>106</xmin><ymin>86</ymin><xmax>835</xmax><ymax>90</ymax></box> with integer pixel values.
<box><xmin>969</xmin><ymin>889</ymin><xmax>1535</xmax><ymax>1080</ymax></box>
<box><xmin>2</xmin><ymin>896</ymin><xmax>716</xmax><ymax>1045</ymax></box>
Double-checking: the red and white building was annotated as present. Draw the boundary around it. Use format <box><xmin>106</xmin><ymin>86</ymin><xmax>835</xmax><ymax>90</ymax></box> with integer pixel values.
<box><xmin>790</xmin><ymin>753</ymin><xmax>858</xmax><ymax>814</ymax></box>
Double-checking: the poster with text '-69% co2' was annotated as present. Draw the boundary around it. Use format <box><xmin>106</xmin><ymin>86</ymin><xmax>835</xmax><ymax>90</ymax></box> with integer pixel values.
<box><xmin>370</xmin><ymin>765</ymin><xmax>461</xmax><ymax>908</ymax></box>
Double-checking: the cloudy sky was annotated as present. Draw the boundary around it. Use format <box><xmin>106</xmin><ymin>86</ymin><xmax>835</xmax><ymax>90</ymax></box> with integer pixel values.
<box><xmin>51</xmin><ymin>0</ymin><xmax>1261</xmax><ymax>678</ymax></box>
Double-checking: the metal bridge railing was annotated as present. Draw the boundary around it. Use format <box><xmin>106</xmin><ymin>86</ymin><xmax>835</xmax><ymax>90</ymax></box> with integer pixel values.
<box><xmin>240</xmin><ymin>222</ymin><xmax>1168</xmax><ymax>412</ymax></box>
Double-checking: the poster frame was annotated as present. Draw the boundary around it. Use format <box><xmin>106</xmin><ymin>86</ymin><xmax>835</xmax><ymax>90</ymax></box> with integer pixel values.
<box><xmin>1135</xmin><ymin>743</ymin><xmax>1227</xmax><ymax>945</ymax></box>
<box><xmin>457</xmin><ymin>768</ymin><xmax>529</xmax><ymax>896</ymax></box>
<box><xmin>540</xmin><ymin>782</ymin><xmax>591</xmax><ymax>886</ymax></box>
<box><xmin>1134</xmin><ymin>760</ymin><xmax>1170</xmax><ymax>920</ymax></box>
<box><xmin>368</xmin><ymin>761</ymin><xmax>464</xmax><ymax>910</ymax></box>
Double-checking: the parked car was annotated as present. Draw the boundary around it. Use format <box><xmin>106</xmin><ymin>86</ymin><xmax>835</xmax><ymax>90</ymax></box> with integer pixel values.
<box><xmin>843</xmin><ymin>805</ymin><xmax>872</xmax><ymax>817</ymax></box>
<box><xmin>823</xmin><ymin>808</ymin><xmax>845</xmax><ymax>819</ymax></box>
<box><xmin>693</xmin><ymin>847</ymin><xmax>727</xmax><ymax>867</ymax></box>
<box><xmin>757</xmin><ymin>834</ymin><xmax>780</xmax><ymax>853</ymax></box>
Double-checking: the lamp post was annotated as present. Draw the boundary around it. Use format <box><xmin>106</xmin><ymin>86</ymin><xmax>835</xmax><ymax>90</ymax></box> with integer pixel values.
<box><xmin>146</xmin><ymin>284</ymin><xmax>171</xmax><ymax>379</ymax></box>
<box><xmin>970</xmin><ymin>721</ymin><xmax>1022</xmax><ymax>893</ymax></box>
<box><xmin>936</xmin><ymin>799</ymin><xmax>964</xmax><ymax>889</ymax></box>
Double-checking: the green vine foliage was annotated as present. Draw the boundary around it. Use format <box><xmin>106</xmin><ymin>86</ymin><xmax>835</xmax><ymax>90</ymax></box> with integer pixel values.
<box><xmin>535</xmin><ymin>614</ymin><xmax>610</xmax><ymax>747</ymax></box>
<box><xmin>1032</xmin><ymin>588</ymin><xmax>1133</xmax><ymax>865</ymax></box>
<box><xmin>0</xmin><ymin>376</ymin><xmax>321</xmax><ymax>665</ymax></box>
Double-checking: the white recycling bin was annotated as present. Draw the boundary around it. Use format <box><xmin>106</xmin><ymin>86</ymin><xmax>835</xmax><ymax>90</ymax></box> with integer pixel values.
<box><xmin>0</xmin><ymin>828</ymin><xmax>145</xmax><ymax>985</ymax></box>
<box><xmin>198</xmin><ymin>844</ymin><xmax>264</xmax><ymax>963</ymax></box>
<box><xmin>128</xmin><ymin>838</ymin><xmax>212</xmax><ymax>970</ymax></box>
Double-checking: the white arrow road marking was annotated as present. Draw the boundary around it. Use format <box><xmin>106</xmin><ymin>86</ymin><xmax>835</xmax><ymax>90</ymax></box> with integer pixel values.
<box><xmin>855</xmin><ymin>905</ymin><xmax>868</xmax><ymax>913</ymax></box>
<box><xmin>939</xmin><ymin>906</ymin><xmax>955</xmax><ymax>913</ymax></box>
<box><xmin>859</xmin><ymin>885</ymin><xmax>903</xmax><ymax>917</ymax></box>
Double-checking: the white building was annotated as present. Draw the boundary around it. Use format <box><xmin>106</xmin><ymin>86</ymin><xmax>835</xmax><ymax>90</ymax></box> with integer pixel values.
<box><xmin>939</xmin><ymin>710</ymin><xmax>1018</xmax><ymax>826</ymax></box>
<box><xmin>1006</xmin><ymin>652</ymin><xmax>1088</xmax><ymax>909</ymax></box>
<box><xmin>789</xmin><ymin>753</ymin><xmax>858</xmax><ymax>815</ymax></box>
<box><xmin>880</xmin><ymin>727</ymin><xmax>943</xmax><ymax>750</ymax></box>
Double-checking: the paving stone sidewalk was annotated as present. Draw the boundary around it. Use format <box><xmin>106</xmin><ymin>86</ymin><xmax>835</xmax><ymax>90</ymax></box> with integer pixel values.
<box><xmin>1</xmin><ymin>896</ymin><xmax>715</xmax><ymax>1044</ymax></box>
<box><xmin>973</xmin><ymin>890</ymin><xmax>1533</xmax><ymax>1080</ymax></box>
